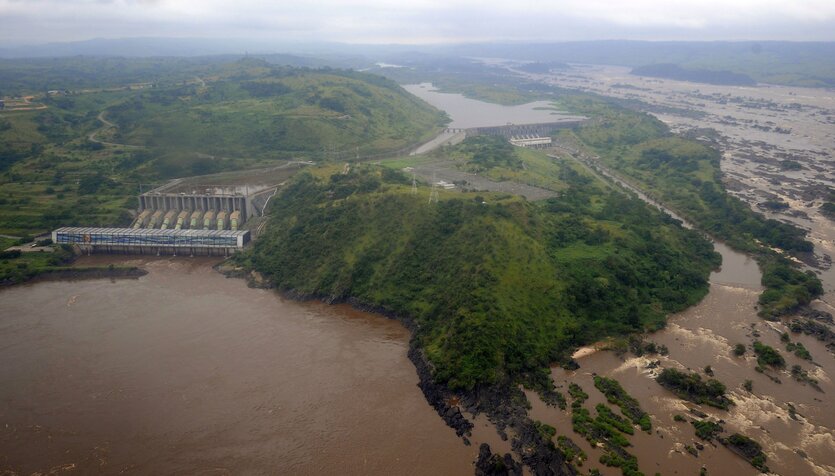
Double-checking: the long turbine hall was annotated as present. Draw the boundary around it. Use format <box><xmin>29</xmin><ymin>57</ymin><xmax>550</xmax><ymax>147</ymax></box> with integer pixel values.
<box><xmin>52</xmin><ymin>227</ymin><xmax>250</xmax><ymax>256</ymax></box>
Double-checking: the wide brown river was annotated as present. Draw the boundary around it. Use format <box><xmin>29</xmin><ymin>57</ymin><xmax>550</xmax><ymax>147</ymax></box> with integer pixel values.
<box><xmin>529</xmin><ymin>243</ymin><xmax>835</xmax><ymax>476</ymax></box>
<box><xmin>0</xmin><ymin>257</ymin><xmax>475</xmax><ymax>475</ymax></box>
<box><xmin>411</xmin><ymin>81</ymin><xmax>835</xmax><ymax>475</ymax></box>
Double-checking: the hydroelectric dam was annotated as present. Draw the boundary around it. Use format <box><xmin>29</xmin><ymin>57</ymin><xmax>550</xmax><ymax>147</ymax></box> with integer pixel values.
<box><xmin>51</xmin><ymin>164</ymin><xmax>304</xmax><ymax>256</ymax></box>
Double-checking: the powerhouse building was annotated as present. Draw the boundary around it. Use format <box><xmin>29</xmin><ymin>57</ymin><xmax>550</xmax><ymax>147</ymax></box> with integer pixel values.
<box><xmin>53</xmin><ymin>227</ymin><xmax>249</xmax><ymax>255</ymax></box>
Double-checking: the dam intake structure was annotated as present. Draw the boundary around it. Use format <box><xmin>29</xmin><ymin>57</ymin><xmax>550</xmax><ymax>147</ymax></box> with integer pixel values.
<box><xmin>52</xmin><ymin>163</ymin><xmax>305</xmax><ymax>256</ymax></box>
<box><xmin>134</xmin><ymin>186</ymin><xmax>252</xmax><ymax>231</ymax></box>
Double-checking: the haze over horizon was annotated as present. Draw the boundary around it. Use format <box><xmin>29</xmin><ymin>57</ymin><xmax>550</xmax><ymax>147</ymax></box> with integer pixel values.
<box><xmin>2</xmin><ymin>0</ymin><xmax>835</xmax><ymax>47</ymax></box>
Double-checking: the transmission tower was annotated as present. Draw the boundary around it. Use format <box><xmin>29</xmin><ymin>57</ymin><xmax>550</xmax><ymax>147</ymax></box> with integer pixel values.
<box><xmin>428</xmin><ymin>172</ymin><xmax>439</xmax><ymax>204</ymax></box>
<box><xmin>411</xmin><ymin>172</ymin><xmax>417</xmax><ymax>196</ymax></box>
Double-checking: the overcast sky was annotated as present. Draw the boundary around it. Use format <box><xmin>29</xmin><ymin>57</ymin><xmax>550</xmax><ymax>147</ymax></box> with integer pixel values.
<box><xmin>2</xmin><ymin>0</ymin><xmax>835</xmax><ymax>46</ymax></box>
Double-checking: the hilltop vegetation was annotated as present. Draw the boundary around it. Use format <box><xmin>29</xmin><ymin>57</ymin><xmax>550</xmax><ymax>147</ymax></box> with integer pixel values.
<box><xmin>559</xmin><ymin>94</ymin><xmax>823</xmax><ymax>319</ymax></box>
<box><xmin>405</xmin><ymin>73</ymin><xmax>824</xmax><ymax>319</ymax></box>
<box><xmin>0</xmin><ymin>58</ymin><xmax>445</xmax><ymax>235</ymax></box>
<box><xmin>239</xmin><ymin>145</ymin><xmax>719</xmax><ymax>389</ymax></box>
<box><xmin>104</xmin><ymin>60</ymin><xmax>446</xmax><ymax>164</ymax></box>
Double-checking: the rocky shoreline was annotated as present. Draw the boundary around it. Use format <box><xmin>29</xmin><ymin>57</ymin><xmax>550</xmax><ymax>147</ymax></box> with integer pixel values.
<box><xmin>2</xmin><ymin>265</ymin><xmax>147</xmax><ymax>287</ymax></box>
<box><xmin>218</xmin><ymin>265</ymin><xmax>578</xmax><ymax>476</ymax></box>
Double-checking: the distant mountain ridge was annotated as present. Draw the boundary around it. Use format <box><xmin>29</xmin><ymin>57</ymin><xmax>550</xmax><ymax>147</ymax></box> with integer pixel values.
<box><xmin>2</xmin><ymin>38</ymin><xmax>834</xmax><ymax>87</ymax></box>
<box><xmin>0</xmin><ymin>37</ymin><xmax>319</xmax><ymax>58</ymax></box>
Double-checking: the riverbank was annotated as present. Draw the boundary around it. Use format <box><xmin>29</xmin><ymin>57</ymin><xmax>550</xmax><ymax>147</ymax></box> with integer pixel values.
<box><xmin>0</xmin><ymin>240</ymin><xmax>147</xmax><ymax>287</ymax></box>
<box><xmin>220</xmin><ymin>249</ymin><xmax>585</xmax><ymax>474</ymax></box>
<box><xmin>26</xmin><ymin>265</ymin><xmax>147</xmax><ymax>284</ymax></box>
<box><xmin>0</xmin><ymin>257</ymin><xmax>476</xmax><ymax>475</ymax></box>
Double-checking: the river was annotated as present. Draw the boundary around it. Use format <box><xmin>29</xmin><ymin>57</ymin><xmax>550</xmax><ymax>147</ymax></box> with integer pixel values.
<box><xmin>0</xmin><ymin>257</ymin><xmax>475</xmax><ymax>475</ymax></box>
<box><xmin>3</xmin><ymin>81</ymin><xmax>831</xmax><ymax>476</ymax></box>
<box><xmin>528</xmin><ymin>238</ymin><xmax>835</xmax><ymax>476</ymax></box>
<box><xmin>410</xmin><ymin>85</ymin><xmax>835</xmax><ymax>475</ymax></box>
<box><xmin>403</xmin><ymin>83</ymin><xmax>584</xmax><ymax>129</ymax></box>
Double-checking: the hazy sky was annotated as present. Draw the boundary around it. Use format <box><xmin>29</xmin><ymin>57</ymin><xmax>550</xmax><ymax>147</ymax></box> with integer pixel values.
<box><xmin>2</xmin><ymin>0</ymin><xmax>835</xmax><ymax>45</ymax></box>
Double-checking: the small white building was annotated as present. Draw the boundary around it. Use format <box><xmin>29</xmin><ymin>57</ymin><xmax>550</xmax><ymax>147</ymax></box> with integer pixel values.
<box><xmin>435</xmin><ymin>180</ymin><xmax>456</xmax><ymax>190</ymax></box>
<box><xmin>510</xmin><ymin>136</ymin><xmax>553</xmax><ymax>148</ymax></box>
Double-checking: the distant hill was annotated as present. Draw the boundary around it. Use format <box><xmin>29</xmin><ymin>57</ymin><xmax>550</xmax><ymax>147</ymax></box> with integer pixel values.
<box><xmin>0</xmin><ymin>57</ymin><xmax>447</xmax><ymax>234</ymax></box>
<box><xmin>631</xmin><ymin>64</ymin><xmax>756</xmax><ymax>86</ymax></box>
<box><xmin>442</xmin><ymin>40</ymin><xmax>835</xmax><ymax>87</ymax></box>
<box><xmin>102</xmin><ymin>59</ymin><xmax>447</xmax><ymax>167</ymax></box>
<box><xmin>0</xmin><ymin>55</ymin><xmax>371</xmax><ymax>96</ymax></box>
<box><xmin>0</xmin><ymin>37</ymin><xmax>342</xmax><ymax>59</ymax></box>
<box><xmin>4</xmin><ymin>38</ymin><xmax>835</xmax><ymax>88</ymax></box>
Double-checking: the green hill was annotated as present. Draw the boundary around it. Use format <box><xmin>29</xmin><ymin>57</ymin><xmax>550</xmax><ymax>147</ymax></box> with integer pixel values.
<box><xmin>560</xmin><ymin>94</ymin><xmax>823</xmax><ymax>318</ymax></box>
<box><xmin>104</xmin><ymin>60</ymin><xmax>447</xmax><ymax>167</ymax></box>
<box><xmin>239</xmin><ymin>154</ymin><xmax>719</xmax><ymax>389</ymax></box>
<box><xmin>0</xmin><ymin>59</ymin><xmax>447</xmax><ymax>235</ymax></box>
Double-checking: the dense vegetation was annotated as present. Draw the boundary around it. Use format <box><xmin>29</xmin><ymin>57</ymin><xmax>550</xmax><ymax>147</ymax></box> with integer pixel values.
<box><xmin>562</xmin><ymin>95</ymin><xmax>823</xmax><ymax>319</ymax></box>
<box><xmin>593</xmin><ymin>376</ymin><xmax>651</xmax><ymax>432</ymax></box>
<box><xmin>454</xmin><ymin>136</ymin><xmax>521</xmax><ymax>172</ymax></box>
<box><xmin>0</xmin><ymin>58</ymin><xmax>445</xmax><ymax>236</ymax></box>
<box><xmin>241</xmin><ymin>149</ymin><xmax>719</xmax><ymax>389</ymax></box>
<box><xmin>691</xmin><ymin>420</ymin><xmax>723</xmax><ymax>441</ymax></box>
<box><xmin>723</xmin><ymin>433</ymin><xmax>769</xmax><ymax>472</ymax></box>
<box><xmin>104</xmin><ymin>60</ymin><xmax>446</xmax><ymax>163</ymax></box>
<box><xmin>656</xmin><ymin>368</ymin><xmax>732</xmax><ymax>410</ymax></box>
<box><xmin>568</xmin><ymin>383</ymin><xmax>644</xmax><ymax>476</ymax></box>
<box><xmin>0</xmin><ymin>238</ymin><xmax>141</xmax><ymax>286</ymax></box>
<box><xmin>390</xmin><ymin>70</ymin><xmax>825</xmax><ymax>319</ymax></box>
<box><xmin>821</xmin><ymin>190</ymin><xmax>835</xmax><ymax>220</ymax></box>
<box><xmin>0</xmin><ymin>238</ymin><xmax>72</xmax><ymax>284</ymax></box>
<box><xmin>752</xmin><ymin>341</ymin><xmax>785</xmax><ymax>368</ymax></box>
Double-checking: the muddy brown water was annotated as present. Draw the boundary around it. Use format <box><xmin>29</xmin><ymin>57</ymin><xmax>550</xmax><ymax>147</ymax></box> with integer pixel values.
<box><xmin>0</xmin><ymin>257</ymin><xmax>475</xmax><ymax>475</ymax></box>
<box><xmin>403</xmin><ymin>81</ymin><xmax>835</xmax><ymax>474</ymax></box>
<box><xmin>532</xmin><ymin>243</ymin><xmax>835</xmax><ymax>476</ymax></box>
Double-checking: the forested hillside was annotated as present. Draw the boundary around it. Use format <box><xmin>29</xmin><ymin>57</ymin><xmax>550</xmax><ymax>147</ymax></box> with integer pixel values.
<box><xmin>105</xmin><ymin>60</ymin><xmax>446</xmax><ymax>163</ymax></box>
<box><xmin>0</xmin><ymin>58</ymin><xmax>445</xmax><ymax>235</ymax></box>
<box><xmin>240</xmin><ymin>153</ymin><xmax>720</xmax><ymax>389</ymax></box>
<box><xmin>561</xmin><ymin>95</ymin><xmax>823</xmax><ymax>318</ymax></box>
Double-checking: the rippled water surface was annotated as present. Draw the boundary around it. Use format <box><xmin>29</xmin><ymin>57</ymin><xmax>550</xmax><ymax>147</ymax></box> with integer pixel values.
<box><xmin>0</xmin><ymin>257</ymin><xmax>474</xmax><ymax>475</ymax></box>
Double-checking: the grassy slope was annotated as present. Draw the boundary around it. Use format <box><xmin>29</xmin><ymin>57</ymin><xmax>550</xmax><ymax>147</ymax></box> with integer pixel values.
<box><xmin>242</xmin><ymin>148</ymin><xmax>719</xmax><ymax>389</ymax></box>
<box><xmin>0</xmin><ymin>59</ymin><xmax>446</xmax><ymax>236</ymax></box>
<box><xmin>106</xmin><ymin>62</ymin><xmax>447</xmax><ymax>163</ymax></box>
<box><xmin>0</xmin><ymin>94</ymin><xmax>140</xmax><ymax>235</ymax></box>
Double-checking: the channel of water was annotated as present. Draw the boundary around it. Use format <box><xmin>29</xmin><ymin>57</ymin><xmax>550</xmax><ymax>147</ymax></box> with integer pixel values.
<box><xmin>410</xmin><ymin>86</ymin><xmax>835</xmax><ymax>475</ymax></box>
<box><xmin>0</xmin><ymin>257</ymin><xmax>476</xmax><ymax>474</ymax></box>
